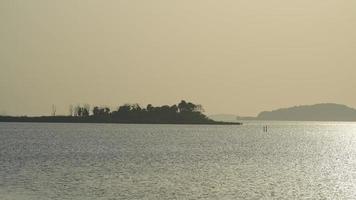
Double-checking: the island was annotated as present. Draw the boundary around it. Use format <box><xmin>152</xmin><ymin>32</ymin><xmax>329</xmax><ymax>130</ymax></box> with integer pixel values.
<box><xmin>254</xmin><ymin>103</ymin><xmax>356</xmax><ymax>121</ymax></box>
<box><xmin>210</xmin><ymin>103</ymin><xmax>356</xmax><ymax>122</ymax></box>
<box><xmin>0</xmin><ymin>100</ymin><xmax>242</xmax><ymax>125</ymax></box>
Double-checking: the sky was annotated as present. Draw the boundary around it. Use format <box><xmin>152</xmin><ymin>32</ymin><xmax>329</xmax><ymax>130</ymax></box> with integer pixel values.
<box><xmin>1</xmin><ymin>0</ymin><xmax>356</xmax><ymax>116</ymax></box>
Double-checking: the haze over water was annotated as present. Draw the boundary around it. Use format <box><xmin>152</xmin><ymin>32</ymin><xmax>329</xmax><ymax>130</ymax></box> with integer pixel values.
<box><xmin>1</xmin><ymin>122</ymin><xmax>356</xmax><ymax>199</ymax></box>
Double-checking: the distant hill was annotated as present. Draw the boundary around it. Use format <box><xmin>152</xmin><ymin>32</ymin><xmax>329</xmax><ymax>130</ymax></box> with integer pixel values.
<box><xmin>209</xmin><ymin>114</ymin><xmax>239</xmax><ymax>122</ymax></box>
<box><xmin>211</xmin><ymin>103</ymin><xmax>356</xmax><ymax>122</ymax></box>
<box><xmin>256</xmin><ymin>103</ymin><xmax>356</xmax><ymax>121</ymax></box>
<box><xmin>209</xmin><ymin>114</ymin><xmax>254</xmax><ymax>122</ymax></box>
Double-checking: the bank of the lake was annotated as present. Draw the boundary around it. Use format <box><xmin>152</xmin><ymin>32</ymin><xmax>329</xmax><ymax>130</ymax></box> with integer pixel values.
<box><xmin>0</xmin><ymin>116</ymin><xmax>242</xmax><ymax>125</ymax></box>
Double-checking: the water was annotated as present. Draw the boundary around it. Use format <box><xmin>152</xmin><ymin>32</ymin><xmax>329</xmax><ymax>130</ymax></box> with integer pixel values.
<box><xmin>1</xmin><ymin>122</ymin><xmax>356</xmax><ymax>199</ymax></box>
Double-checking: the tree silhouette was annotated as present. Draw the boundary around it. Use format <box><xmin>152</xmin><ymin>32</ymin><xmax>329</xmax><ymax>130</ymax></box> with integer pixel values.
<box><xmin>52</xmin><ymin>104</ymin><xmax>57</xmax><ymax>116</ymax></box>
<box><xmin>93</xmin><ymin>106</ymin><xmax>110</xmax><ymax>116</ymax></box>
<box><xmin>69</xmin><ymin>105</ymin><xmax>74</xmax><ymax>116</ymax></box>
<box><xmin>0</xmin><ymin>100</ymin><xmax>231</xmax><ymax>124</ymax></box>
<box><xmin>73</xmin><ymin>105</ymin><xmax>90</xmax><ymax>117</ymax></box>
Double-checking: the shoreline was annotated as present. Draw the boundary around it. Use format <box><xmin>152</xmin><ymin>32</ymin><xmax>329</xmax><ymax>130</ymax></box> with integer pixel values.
<box><xmin>0</xmin><ymin>116</ymin><xmax>242</xmax><ymax>125</ymax></box>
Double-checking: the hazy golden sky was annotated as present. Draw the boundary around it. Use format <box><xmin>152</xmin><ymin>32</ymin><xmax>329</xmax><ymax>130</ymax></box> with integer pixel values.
<box><xmin>1</xmin><ymin>0</ymin><xmax>356</xmax><ymax>116</ymax></box>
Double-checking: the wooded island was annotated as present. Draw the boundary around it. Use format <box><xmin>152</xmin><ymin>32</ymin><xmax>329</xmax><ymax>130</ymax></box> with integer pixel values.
<box><xmin>0</xmin><ymin>100</ymin><xmax>241</xmax><ymax>125</ymax></box>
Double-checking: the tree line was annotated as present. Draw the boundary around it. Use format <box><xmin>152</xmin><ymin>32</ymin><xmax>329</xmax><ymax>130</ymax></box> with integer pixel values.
<box><xmin>68</xmin><ymin>100</ymin><xmax>213</xmax><ymax>123</ymax></box>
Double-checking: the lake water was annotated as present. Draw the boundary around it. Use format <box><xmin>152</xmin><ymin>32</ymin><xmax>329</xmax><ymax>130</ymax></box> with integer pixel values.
<box><xmin>1</xmin><ymin>122</ymin><xmax>356</xmax><ymax>199</ymax></box>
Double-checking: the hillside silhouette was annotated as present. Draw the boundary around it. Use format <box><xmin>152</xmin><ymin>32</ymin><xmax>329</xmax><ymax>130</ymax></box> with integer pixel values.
<box><xmin>211</xmin><ymin>103</ymin><xmax>356</xmax><ymax>122</ymax></box>
<box><xmin>256</xmin><ymin>103</ymin><xmax>356</xmax><ymax>121</ymax></box>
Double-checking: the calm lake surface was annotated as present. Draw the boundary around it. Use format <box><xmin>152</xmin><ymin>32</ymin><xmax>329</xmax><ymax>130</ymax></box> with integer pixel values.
<box><xmin>1</xmin><ymin>122</ymin><xmax>356</xmax><ymax>199</ymax></box>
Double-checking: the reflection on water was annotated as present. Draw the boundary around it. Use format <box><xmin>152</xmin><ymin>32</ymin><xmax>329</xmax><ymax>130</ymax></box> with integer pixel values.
<box><xmin>1</xmin><ymin>122</ymin><xmax>356</xmax><ymax>199</ymax></box>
